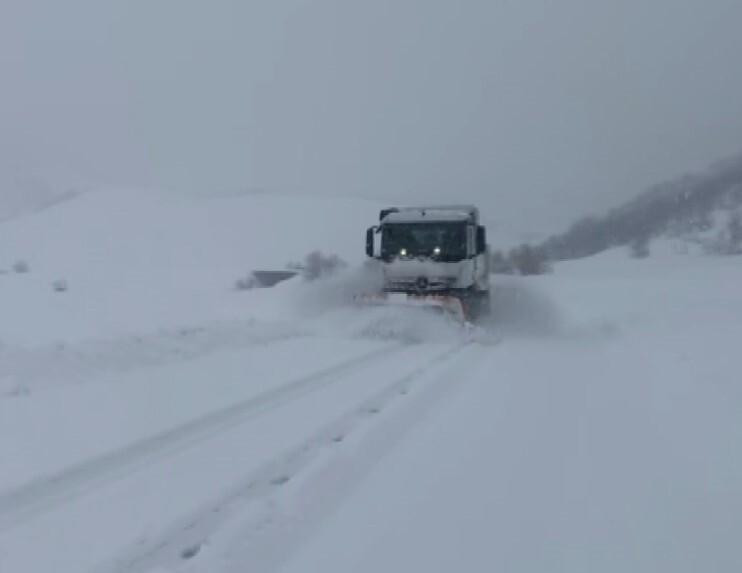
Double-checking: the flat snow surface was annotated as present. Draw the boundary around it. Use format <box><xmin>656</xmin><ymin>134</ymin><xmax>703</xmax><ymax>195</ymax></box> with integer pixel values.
<box><xmin>1</xmin><ymin>189</ymin><xmax>740</xmax><ymax>572</ymax></box>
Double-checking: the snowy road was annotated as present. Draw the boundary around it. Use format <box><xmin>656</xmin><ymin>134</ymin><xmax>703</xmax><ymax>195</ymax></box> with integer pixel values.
<box><xmin>4</xmin><ymin>300</ymin><xmax>741</xmax><ymax>573</ymax></box>
<box><xmin>0</xmin><ymin>332</ymin><xmax>475</xmax><ymax>573</ymax></box>
<box><xmin>0</xmin><ymin>342</ymin><xmax>403</xmax><ymax>527</ymax></box>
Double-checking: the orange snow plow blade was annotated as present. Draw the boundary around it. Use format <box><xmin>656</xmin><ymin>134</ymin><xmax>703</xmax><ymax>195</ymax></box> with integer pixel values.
<box><xmin>355</xmin><ymin>292</ymin><xmax>467</xmax><ymax>323</ymax></box>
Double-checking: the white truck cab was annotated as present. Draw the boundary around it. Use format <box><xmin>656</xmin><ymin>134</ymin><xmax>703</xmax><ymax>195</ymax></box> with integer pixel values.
<box><xmin>365</xmin><ymin>205</ymin><xmax>490</xmax><ymax>320</ymax></box>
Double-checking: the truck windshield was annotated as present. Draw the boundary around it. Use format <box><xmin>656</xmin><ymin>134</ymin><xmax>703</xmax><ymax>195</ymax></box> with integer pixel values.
<box><xmin>381</xmin><ymin>223</ymin><xmax>467</xmax><ymax>261</ymax></box>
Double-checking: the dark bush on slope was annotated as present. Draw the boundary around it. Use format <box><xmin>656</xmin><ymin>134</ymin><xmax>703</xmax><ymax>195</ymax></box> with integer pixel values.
<box><xmin>540</xmin><ymin>154</ymin><xmax>742</xmax><ymax>260</ymax></box>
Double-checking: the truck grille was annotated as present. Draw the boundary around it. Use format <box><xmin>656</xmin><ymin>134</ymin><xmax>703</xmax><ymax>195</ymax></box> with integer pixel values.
<box><xmin>385</xmin><ymin>277</ymin><xmax>456</xmax><ymax>292</ymax></box>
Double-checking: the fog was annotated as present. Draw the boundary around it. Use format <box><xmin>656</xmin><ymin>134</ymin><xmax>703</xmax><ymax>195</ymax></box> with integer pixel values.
<box><xmin>3</xmin><ymin>0</ymin><xmax>742</xmax><ymax>233</ymax></box>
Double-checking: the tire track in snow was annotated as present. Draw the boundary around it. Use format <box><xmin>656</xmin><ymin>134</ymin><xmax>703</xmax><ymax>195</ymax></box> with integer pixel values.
<box><xmin>0</xmin><ymin>343</ymin><xmax>404</xmax><ymax>530</ymax></box>
<box><xmin>107</xmin><ymin>341</ymin><xmax>477</xmax><ymax>573</ymax></box>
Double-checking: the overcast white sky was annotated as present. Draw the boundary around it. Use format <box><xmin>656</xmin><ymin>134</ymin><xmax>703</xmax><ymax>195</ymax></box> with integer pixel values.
<box><xmin>2</xmin><ymin>0</ymin><xmax>742</xmax><ymax>232</ymax></box>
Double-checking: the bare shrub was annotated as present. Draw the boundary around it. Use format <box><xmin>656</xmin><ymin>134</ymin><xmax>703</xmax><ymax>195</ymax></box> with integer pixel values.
<box><xmin>301</xmin><ymin>251</ymin><xmax>347</xmax><ymax>281</ymax></box>
<box><xmin>509</xmin><ymin>245</ymin><xmax>550</xmax><ymax>276</ymax></box>
<box><xmin>490</xmin><ymin>250</ymin><xmax>514</xmax><ymax>274</ymax></box>
<box><xmin>12</xmin><ymin>260</ymin><xmax>30</xmax><ymax>273</ymax></box>
<box><xmin>53</xmin><ymin>279</ymin><xmax>68</xmax><ymax>292</ymax></box>
<box><xmin>705</xmin><ymin>211</ymin><xmax>742</xmax><ymax>255</ymax></box>
<box><xmin>629</xmin><ymin>236</ymin><xmax>650</xmax><ymax>258</ymax></box>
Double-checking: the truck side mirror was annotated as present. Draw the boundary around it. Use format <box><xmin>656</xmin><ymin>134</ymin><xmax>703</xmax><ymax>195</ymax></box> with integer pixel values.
<box><xmin>366</xmin><ymin>226</ymin><xmax>376</xmax><ymax>257</ymax></box>
<box><xmin>476</xmin><ymin>226</ymin><xmax>487</xmax><ymax>254</ymax></box>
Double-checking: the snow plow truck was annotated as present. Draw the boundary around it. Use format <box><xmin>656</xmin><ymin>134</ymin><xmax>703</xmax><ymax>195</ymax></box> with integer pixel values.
<box><xmin>362</xmin><ymin>205</ymin><xmax>490</xmax><ymax>322</ymax></box>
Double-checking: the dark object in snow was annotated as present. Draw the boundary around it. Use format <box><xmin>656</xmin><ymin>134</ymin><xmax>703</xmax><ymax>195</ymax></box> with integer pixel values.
<box><xmin>53</xmin><ymin>279</ymin><xmax>68</xmax><ymax>292</ymax></box>
<box><xmin>270</xmin><ymin>475</ymin><xmax>291</xmax><ymax>486</ymax></box>
<box><xmin>180</xmin><ymin>543</ymin><xmax>203</xmax><ymax>560</ymax></box>
<box><xmin>12</xmin><ymin>260</ymin><xmax>30</xmax><ymax>274</ymax></box>
<box><xmin>236</xmin><ymin>270</ymin><xmax>298</xmax><ymax>290</ymax></box>
<box><xmin>253</xmin><ymin>270</ymin><xmax>298</xmax><ymax>287</ymax></box>
<box><xmin>286</xmin><ymin>251</ymin><xmax>347</xmax><ymax>281</ymax></box>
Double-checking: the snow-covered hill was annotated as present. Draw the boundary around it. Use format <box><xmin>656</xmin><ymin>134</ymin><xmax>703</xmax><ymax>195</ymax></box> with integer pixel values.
<box><xmin>0</xmin><ymin>188</ymin><xmax>383</xmax><ymax>345</ymax></box>
<box><xmin>1</xmin><ymin>190</ymin><xmax>740</xmax><ymax>573</ymax></box>
<box><xmin>0</xmin><ymin>150</ymin><xmax>89</xmax><ymax>222</ymax></box>
<box><xmin>0</xmin><ymin>170</ymin><xmax>66</xmax><ymax>222</ymax></box>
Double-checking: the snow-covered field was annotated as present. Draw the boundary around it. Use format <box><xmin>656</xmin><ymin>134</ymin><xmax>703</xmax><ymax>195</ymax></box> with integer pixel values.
<box><xmin>1</xmin><ymin>190</ymin><xmax>740</xmax><ymax>572</ymax></box>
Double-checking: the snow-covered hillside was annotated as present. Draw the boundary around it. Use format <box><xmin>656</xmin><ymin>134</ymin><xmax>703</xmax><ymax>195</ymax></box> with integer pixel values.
<box><xmin>0</xmin><ymin>188</ymin><xmax>383</xmax><ymax>345</ymax></box>
<box><xmin>0</xmin><ymin>150</ymin><xmax>88</xmax><ymax>222</ymax></box>
<box><xmin>540</xmin><ymin>153</ymin><xmax>742</xmax><ymax>261</ymax></box>
<box><xmin>0</xmin><ymin>171</ymin><xmax>67</xmax><ymax>222</ymax></box>
<box><xmin>1</xmin><ymin>191</ymin><xmax>740</xmax><ymax>573</ymax></box>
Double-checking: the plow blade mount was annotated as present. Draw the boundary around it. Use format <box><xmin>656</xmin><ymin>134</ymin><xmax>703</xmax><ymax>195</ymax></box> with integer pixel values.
<box><xmin>355</xmin><ymin>292</ymin><xmax>467</xmax><ymax>323</ymax></box>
